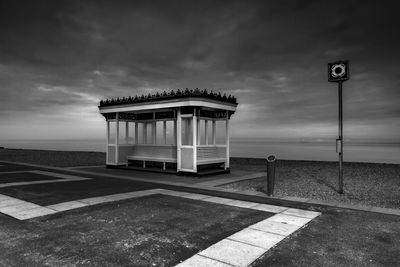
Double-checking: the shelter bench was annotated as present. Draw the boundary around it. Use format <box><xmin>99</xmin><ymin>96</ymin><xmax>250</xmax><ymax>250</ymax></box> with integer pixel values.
<box><xmin>127</xmin><ymin>145</ymin><xmax>177</xmax><ymax>170</ymax></box>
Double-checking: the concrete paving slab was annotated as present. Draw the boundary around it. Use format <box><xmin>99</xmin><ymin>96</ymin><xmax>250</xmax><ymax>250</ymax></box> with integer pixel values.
<box><xmin>0</xmin><ymin>179</ymin><xmax>71</xmax><ymax>188</ymax></box>
<box><xmin>47</xmin><ymin>201</ymin><xmax>88</xmax><ymax>212</ymax></box>
<box><xmin>78</xmin><ymin>196</ymin><xmax>110</xmax><ymax>205</ymax></box>
<box><xmin>0</xmin><ymin>199</ymin><xmax>24</xmax><ymax>208</ymax></box>
<box><xmin>29</xmin><ymin>170</ymin><xmax>92</xmax><ymax>180</ymax></box>
<box><xmin>0</xmin><ymin>203</ymin><xmax>40</xmax><ymax>213</ymax></box>
<box><xmin>181</xmin><ymin>193</ymin><xmax>211</xmax><ymax>200</ymax></box>
<box><xmin>0</xmin><ymin>201</ymin><xmax>41</xmax><ymax>213</ymax></box>
<box><xmin>144</xmin><ymin>188</ymin><xmax>168</xmax><ymax>194</ymax></box>
<box><xmin>199</xmin><ymin>239</ymin><xmax>265</xmax><ymax>267</ymax></box>
<box><xmin>0</xmin><ymin>194</ymin><xmax>14</xmax><ymax>201</ymax></box>
<box><xmin>13</xmin><ymin>207</ymin><xmax>57</xmax><ymax>220</ymax></box>
<box><xmin>202</xmin><ymin>196</ymin><xmax>233</xmax><ymax>204</ymax></box>
<box><xmin>104</xmin><ymin>193</ymin><xmax>134</xmax><ymax>201</ymax></box>
<box><xmin>250</xmin><ymin>219</ymin><xmax>300</xmax><ymax>236</ymax></box>
<box><xmin>125</xmin><ymin>190</ymin><xmax>156</xmax><ymax>197</ymax></box>
<box><xmin>225</xmin><ymin>200</ymin><xmax>259</xmax><ymax>209</ymax></box>
<box><xmin>268</xmin><ymin>213</ymin><xmax>313</xmax><ymax>226</ymax></box>
<box><xmin>0</xmin><ymin>171</ymin><xmax>30</xmax><ymax>174</ymax></box>
<box><xmin>251</xmin><ymin>203</ymin><xmax>288</xmax><ymax>213</ymax></box>
<box><xmin>158</xmin><ymin>190</ymin><xmax>191</xmax><ymax>197</ymax></box>
<box><xmin>369</xmin><ymin>207</ymin><xmax>400</xmax><ymax>216</ymax></box>
<box><xmin>281</xmin><ymin>208</ymin><xmax>321</xmax><ymax>219</ymax></box>
<box><xmin>175</xmin><ymin>254</ymin><xmax>234</xmax><ymax>267</ymax></box>
<box><xmin>228</xmin><ymin>227</ymin><xmax>285</xmax><ymax>250</ymax></box>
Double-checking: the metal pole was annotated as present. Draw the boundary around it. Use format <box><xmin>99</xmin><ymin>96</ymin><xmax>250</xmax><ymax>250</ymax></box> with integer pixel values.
<box><xmin>338</xmin><ymin>81</ymin><xmax>344</xmax><ymax>193</ymax></box>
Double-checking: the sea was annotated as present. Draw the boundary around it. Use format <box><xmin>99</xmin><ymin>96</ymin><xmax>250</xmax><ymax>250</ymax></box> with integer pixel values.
<box><xmin>0</xmin><ymin>139</ymin><xmax>399</xmax><ymax>164</ymax></box>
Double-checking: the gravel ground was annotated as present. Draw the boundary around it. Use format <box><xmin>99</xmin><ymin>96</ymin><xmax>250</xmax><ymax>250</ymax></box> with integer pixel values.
<box><xmin>227</xmin><ymin>158</ymin><xmax>400</xmax><ymax>209</ymax></box>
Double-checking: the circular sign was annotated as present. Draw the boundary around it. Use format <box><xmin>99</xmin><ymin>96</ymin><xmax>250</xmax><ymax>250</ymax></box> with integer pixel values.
<box><xmin>331</xmin><ymin>64</ymin><xmax>346</xmax><ymax>78</ymax></box>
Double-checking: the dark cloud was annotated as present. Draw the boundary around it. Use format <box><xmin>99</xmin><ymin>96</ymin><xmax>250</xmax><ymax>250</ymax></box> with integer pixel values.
<box><xmin>0</xmin><ymin>0</ymin><xmax>399</xmax><ymax>140</ymax></box>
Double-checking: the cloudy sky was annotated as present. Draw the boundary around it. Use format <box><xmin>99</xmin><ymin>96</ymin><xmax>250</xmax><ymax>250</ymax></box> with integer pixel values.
<box><xmin>1</xmin><ymin>0</ymin><xmax>399</xmax><ymax>141</ymax></box>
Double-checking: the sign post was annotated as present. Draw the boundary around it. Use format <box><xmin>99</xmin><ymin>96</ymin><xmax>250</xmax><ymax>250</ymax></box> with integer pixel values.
<box><xmin>328</xmin><ymin>60</ymin><xmax>349</xmax><ymax>194</ymax></box>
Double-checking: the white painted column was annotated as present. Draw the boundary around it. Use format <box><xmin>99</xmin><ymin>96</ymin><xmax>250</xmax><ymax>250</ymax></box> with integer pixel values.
<box><xmin>143</xmin><ymin>122</ymin><xmax>147</xmax><ymax>144</ymax></box>
<box><xmin>106</xmin><ymin>120</ymin><xmax>110</xmax><ymax>164</ymax></box>
<box><xmin>174</xmin><ymin>120</ymin><xmax>177</xmax><ymax>145</ymax></box>
<box><xmin>115</xmin><ymin>112</ymin><xmax>119</xmax><ymax>164</ymax></box>
<box><xmin>212</xmin><ymin>120</ymin><xmax>216</xmax><ymax>145</ymax></box>
<box><xmin>177</xmin><ymin>108</ymin><xmax>182</xmax><ymax>171</ymax></box>
<box><xmin>197</xmin><ymin>118</ymin><xmax>200</xmax><ymax>145</ymax></box>
<box><xmin>225</xmin><ymin>111</ymin><xmax>230</xmax><ymax>169</ymax></box>
<box><xmin>163</xmin><ymin>121</ymin><xmax>167</xmax><ymax>144</ymax></box>
<box><xmin>152</xmin><ymin>121</ymin><xmax>156</xmax><ymax>144</ymax></box>
<box><xmin>125</xmin><ymin>121</ymin><xmax>129</xmax><ymax>144</ymax></box>
<box><xmin>193</xmin><ymin>108</ymin><xmax>197</xmax><ymax>172</ymax></box>
<box><xmin>134</xmin><ymin>122</ymin><xmax>138</xmax><ymax>144</ymax></box>
<box><xmin>205</xmin><ymin>120</ymin><xmax>208</xmax><ymax>145</ymax></box>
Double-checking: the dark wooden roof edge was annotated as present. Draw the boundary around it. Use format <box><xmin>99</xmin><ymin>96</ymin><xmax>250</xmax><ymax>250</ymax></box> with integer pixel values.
<box><xmin>99</xmin><ymin>88</ymin><xmax>238</xmax><ymax>107</ymax></box>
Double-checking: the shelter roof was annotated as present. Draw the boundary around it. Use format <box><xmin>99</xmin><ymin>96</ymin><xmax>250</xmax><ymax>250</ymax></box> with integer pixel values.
<box><xmin>99</xmin><ymin>88</ymin><xmax>237</xmax><ymax>107</ymax></box>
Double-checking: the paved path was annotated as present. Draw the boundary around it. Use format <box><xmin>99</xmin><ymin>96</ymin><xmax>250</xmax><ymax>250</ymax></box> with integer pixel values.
<box><xmin>1</xmin><ymin>160</ymin><xmax>399</xmax><ymax>216</ymax></box>
<box><xmin>0</xmin><ymin>186</ymin><xmax>320</xmax><ymax>267</ymax></box>
<box><xmin>0</xmin><ymin>170</ymin><xmax>91</xmax><ymax>188</ymax></box>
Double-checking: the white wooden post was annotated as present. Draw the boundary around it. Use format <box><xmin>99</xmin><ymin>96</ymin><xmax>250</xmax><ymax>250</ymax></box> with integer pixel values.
<box><xmin>174</xmin><ymin>120</ymin><xmax>177</xmax><ymax>145</ymax></box>
<box><xmin>197</xmin><ymin>117</ymin><xmax>200</xmax><ymax>145</ymax></box>
<box><xmin>143</xmin><ymin>122</ymin><xmax>147</xmax><ymax>144</ymax></box>
<box><xmin>106</xmin><ymin>120</ymin><xmax>110</xmax><ymax>164</ymax></box>
<box><xmin>134</xmin><ymin>122</ymin><xmax>138</xmax><ymax>144</ymax></box>
<box><xmin>115</xmin><ymin>112</ymin><xmax>119</xmax><ymax>164</ymax></box>
<box><xmin>193</xmin><ymin>108</ymin><xmax>197</xmax><ymax>172</ymax></box>
<box><xmin>225</xmin><ymin>111</ymin><xmax>230</xmax><ymax>169</ymax></box>
<box><xmin>177</xmin><ymin>108</ymin><xmax>182</xmax><ymax>171</ymax></box>
<box><xmin>152</xmin><ymin>121</ymin><xmax>156</xmax><ymax>144</ymax></box>
<box><xmin>205</xmin><ymin>120</ymin><xmax>208</xmax><ymax>145</ymax></box>
<box><xmin>125</xmin><ymin>121</ymin><xmax>129</xmax><ymax>144</ymax></box>
<box><xmin>163</xmin><ymin>121</ymin><xmax>167</xmax><ymax>144</ymax></box>
<box><xmin>212</xmin><ymin>120</ymin><xmax>216</xmax><ymax>145</ymax></box>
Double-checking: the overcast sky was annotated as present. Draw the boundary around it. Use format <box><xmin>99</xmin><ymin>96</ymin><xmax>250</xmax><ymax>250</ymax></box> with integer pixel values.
<box><xmin>1</xmin><ymin>0</ymin><xmax>399</xmax><ymax>141</ymax></box>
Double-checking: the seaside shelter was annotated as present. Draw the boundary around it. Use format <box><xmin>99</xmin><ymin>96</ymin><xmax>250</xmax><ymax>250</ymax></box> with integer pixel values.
<box><xmin>98</xmin><ymin>89</ymin><xmax>238</xmax><ymax>175</ymax></box>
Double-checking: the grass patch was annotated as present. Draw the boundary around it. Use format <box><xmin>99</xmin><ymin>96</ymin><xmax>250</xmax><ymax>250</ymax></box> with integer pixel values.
<box><xmin>0</xmin><ymin>194</ymin><xmax>272</xmax><ymax>266</ymax></box>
